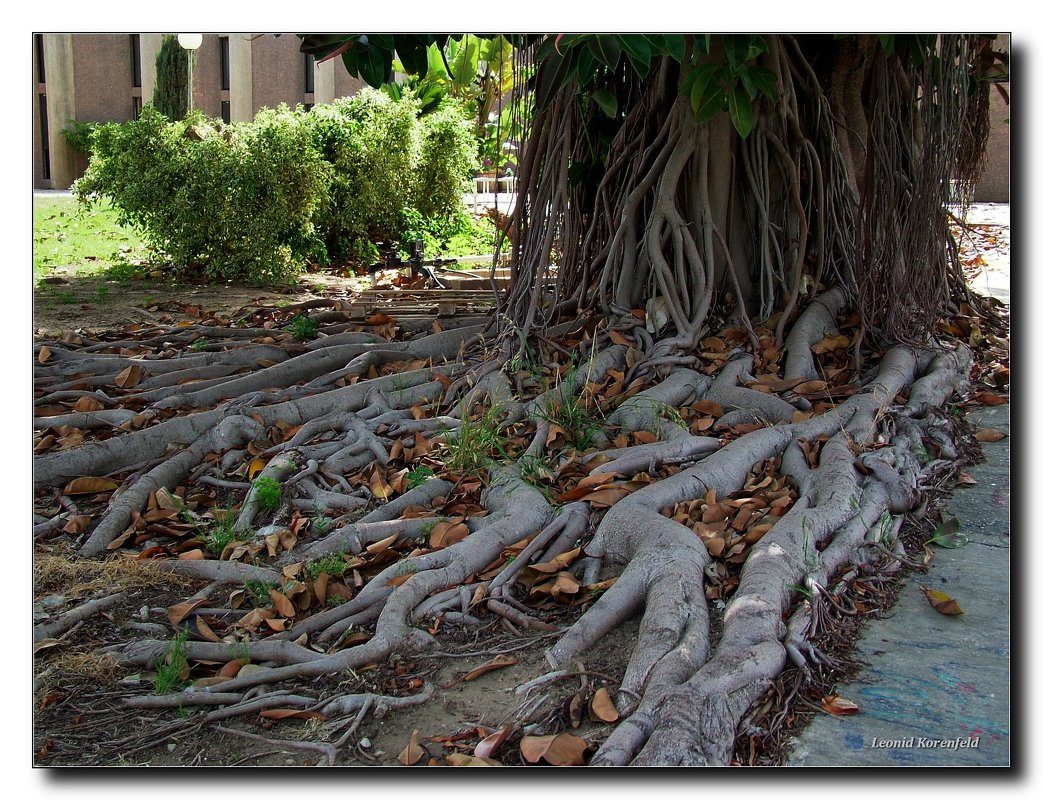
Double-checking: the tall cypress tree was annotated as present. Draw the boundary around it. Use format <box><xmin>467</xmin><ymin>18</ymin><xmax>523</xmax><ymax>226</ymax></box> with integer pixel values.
<box><xmin>153</xmin><ymin>35</ymin><xmax>188</xmax><ymax>120</ymax></box>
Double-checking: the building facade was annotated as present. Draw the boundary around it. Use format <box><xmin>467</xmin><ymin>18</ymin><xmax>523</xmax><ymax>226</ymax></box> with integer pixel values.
<box><xmin>32</xmin><ymin>33</ymin><xmax>1010</xmax><ymax>199</ymax></box>
<box><xmin>32</xmin><ymin>33</ymin><xmax>367</xmax><ymax>189</ymax></box>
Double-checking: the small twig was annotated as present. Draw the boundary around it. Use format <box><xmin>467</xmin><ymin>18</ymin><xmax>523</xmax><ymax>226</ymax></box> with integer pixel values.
<box><xmin>211</xmin><ymin>724</ymin><xmax>337</xmax><ymax>766</ymax></box>
<box><xmin>486</xmin><ymin>598</ymin><xmax>559</xmax><ymax>632</ymax></box>
<box><xmin>34</xmin><ymin>592</ymin><xmax>126</xmax><ymax>642</ymax></box>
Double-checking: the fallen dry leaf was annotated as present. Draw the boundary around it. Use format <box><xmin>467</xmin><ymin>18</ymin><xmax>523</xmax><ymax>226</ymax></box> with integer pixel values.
<box><xmin>473</xmin><ymin>724</ymin><xmax>513</xmax><ymax>759</ymax></box>
<box><xmin>589</xmin><ymin>687</ymin><xmax>620</xmax><ymax>723</ymax></box>
<box><xmin>821</xmin><ymin>695</ymin><xmax>859</xmax><ymax>716</ymax></box>
<box><xmin>63</xmin><ymin>476</ymin><xmax>119</xmax><ymax>495</ymax></box>
<box><xmin>921</xmin><ymin>586</ymin><xmax>963</xmax><ymax>616</ymax></box>
<box><xmin>461</xmin><ymin>654</ymin><xmax>518</xmax><ymax>682</ymax></box>
<box><xmin>115</xmin><ymin>364</ymin><xmax>142</xmax><ymax>389</ymax></box>
<box><xmin>973</xmin><ymin>428</ymin><xmax>1007</xmax><ymax>443</ymax></box>
<box><xmin>167</xmin><ymin>599</ymin><xmax>206</xmax><ymax>625</ymax></box>
<box><xmin>519</xmin><ymin>733</ymin><xmax>589</xmax><ymax>766</ymax></box>
<box><xmin>398</xmin><ymin>730</ymin><xmax>426</xmax><ymax>766</ymax></box>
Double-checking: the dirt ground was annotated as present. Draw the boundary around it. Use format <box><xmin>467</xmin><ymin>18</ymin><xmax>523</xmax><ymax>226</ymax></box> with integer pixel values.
<box><xmin>32</xmin><ymin>268</ymin><xmax>358</xmax><ymax>338</ymax></box>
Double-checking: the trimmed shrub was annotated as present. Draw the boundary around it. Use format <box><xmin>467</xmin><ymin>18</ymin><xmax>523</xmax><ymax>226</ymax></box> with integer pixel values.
<box><xmin>74</xmin><ymin>90</ymin><xmax>478</xmax><ymax>282</ymax></box>
<box><xmin>60</xmin><ymin>120</ymin><xmax>100</xmax><ymax>155</ymax></box>
<box><xmin>305</xmin><ymin>90</ymin><xmax>420</xmax><ymax>262</ymax></box>
<box><xmin>304</xmin><ymin>89</ymin><xmax>477</xmax><ymax>260</ymax></box>
<box><xmin>76</xmin><ymin>105</ymin><xmax>329</xmax><ymax>283</ymax></box>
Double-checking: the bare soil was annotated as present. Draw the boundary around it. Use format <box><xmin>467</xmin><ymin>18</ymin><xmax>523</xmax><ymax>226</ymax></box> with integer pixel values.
<box><xmin>33</xmin><ymin>268</ymin><xmax>357</xmax><ymax>338</ymax></box>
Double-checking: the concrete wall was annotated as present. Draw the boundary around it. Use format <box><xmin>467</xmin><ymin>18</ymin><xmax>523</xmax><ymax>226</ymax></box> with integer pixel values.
<box><xmin>32</xmin><ymin>36</ymin><xmax>47</xmax><ymax>188</ymax></box>
<box><xmin>189</xmin><ymin>35</ymin><xmax>222</xmax><ymax>119</ymax></box>
<box><xmin>40</xmin><ymin>34</ymin><xmax>78</xmax><ymax>189</ymax></box>
<box><xmin>71</xmin><ymin>34</ymin><xmax>134</xmax><ymax>122</ymax></box>
<box><xmin>252</xmin><ymin>34</ymin><xmax>307</xmax><ymax>112</ymax></box>
<box><xmin>974</xmin><ymin>35</ymin><xmax>1010</xmax><ymax>203</ymax></box>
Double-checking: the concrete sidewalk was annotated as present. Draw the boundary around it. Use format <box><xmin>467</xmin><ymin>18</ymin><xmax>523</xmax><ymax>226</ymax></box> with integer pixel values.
<box><xmin>788</xmin><ymin>204</ymin><xmax>1011</xmax><ymax>767</ymax></box>
<box><xmin>787</xmin><ymin>405</ymin><xmax>1010</xmax><ymax>766</ymax></box>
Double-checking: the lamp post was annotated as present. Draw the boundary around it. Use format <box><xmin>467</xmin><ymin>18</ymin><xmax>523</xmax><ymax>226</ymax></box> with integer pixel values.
<box><xmin>177</xmin><ymin>34</ymin><xmax>203</xmax><ymax>113</ymax></box>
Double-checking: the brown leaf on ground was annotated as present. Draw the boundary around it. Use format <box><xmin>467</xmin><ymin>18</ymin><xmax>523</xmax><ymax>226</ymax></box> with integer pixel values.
<box><xmin>473</xmin><ymin>724</ymin><xmax>513</xmax><ymax>759</ymax></box>
<box><xmin>73</xmin><ymin>396</ymin><xmax>105</xmax><ymax>412</ymax></box>
<box><xmin>461</xmin><ymin>654</ymin><xmax>518</xmax><ymax>682</ymax></box>
<box><xmin>365</xmin><ymin>532</ymin><xmax>400</xmax><ymax>555</ymax></box>
<box><xmin>580</xmin><ymin>486</ymin><xmax>632</xmax><ymax>508</ymax></box>
<box><xmin>691</xmin><ymin>399</ymin><xmax>725</xmax><ymax>416</ymax></box>
<box><xmin>63</xmin><ymin>477</ymin><xmax>119</xmax><ymax>495</ymax></box>
<box><xmin>921</xmin><ymin>586</ymin><xmax>963</xmax><ymax>616</ymax></box>
<box><xmin>976</xmin><ymin>391</ymin><xmax>1007</xmax><ymax>406</ymax></box>
<box><xmin>429</xmin><ymin>520</ymin><xmax>469</xmax><ymax>549</ymax></box>
<box><xmin>269</xmin><ymin>589</ymin><xmax>296</xmax><ymax>618</ymax></box>
<box><xmin>589</xmin><ymin>687</ymin><xmax>620</xmax><ymax>723</ymax></box>
<box><xmin>62</xmin><ymin>515</ymin><xmax>92</xmax><ymax>535</ymax></box>
<box><xmin>973</xmin><ymin>428</ymin><xmax>1006</xmax><ymax>442</ymax></box>
<box><xmin>530</xmin><ymin>547</ymin><xmax>583</xmax><ymax>573</ymax></box>
<box><xmin>167</xmin><ymin>599</ymin><xmax>206</xmax><ymax>625</ymax></box>
<box><xmin>820</xmin><ymin>695</ymin><xmax>859</xmax><ymax>716</ymax></box>
<box><xmin>398</xmin><ymin>730</ymin><xmax>426</xmax><ymax>765</ymax></box>
<box><xmin>519</xmin><ymin>733</ymin><xmax>589</xmax><ymax>765</ymax></box>
<box><xmin>115</xmin><ymin>365</ymin><xmax>142</xmax><ymax>389</ymax></box>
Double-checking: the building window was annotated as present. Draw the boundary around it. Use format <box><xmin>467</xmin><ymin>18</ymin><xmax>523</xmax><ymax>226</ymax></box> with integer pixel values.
<box><xmin>39</xmin><ymin>93</ymin><xmax>50</xmax><ymax>180</ymax></box>
<box><xmin>131</xmin><ymin>34</ymin><xmax>141</xmax><ymax>88</ymax></box>
<box><xmin>221</xmin><ymin>101</ymin><xmax>231</xmax><ymax>124</ymax></box>
<box><xmin>35</xmin><ymin>34</ymin><xmax>45</xmax><ymax>84</ymax></box>
<box><xmin>133</xmin><ymin>96</ymin><xmax>143</xmax><ymax>120</ymax></box>
<box><xmin>220</xmin><ymin>36</ymin><xmax>230</xmax><ymax>91</ymax></box>
<box><xmin>305</xmin><ymin>53</ymin><xmax>315</xmax><ymax>94</ymax></box>
<box><xmin>303</xmin><ymin>103</ymin><xmax>314</xmax><ymax>112</ymax></box>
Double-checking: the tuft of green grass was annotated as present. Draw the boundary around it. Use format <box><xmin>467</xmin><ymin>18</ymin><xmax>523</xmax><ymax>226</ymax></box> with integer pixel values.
<box><xmin>201</xmin><ymin>508</ymin><xmax>238</xmax><ymax>555</ymax></box>
<box><xmin>153</xmin><ymin>630</ymin><xmax>189</xmax><ymax>694</ymax></box>
<box><xmin>244</xmin><ymin>580</ymin><xmax>275</xmax><ymax>606</ymax></box>
<box><xmin>311</xmin><ymin>515</ymin><xmax>334</xmax><ymax>536</ymax></box>
<box><xmin>444</xmin><ymin>406</ymin><xmax>508</xmax><ymax>474</ymax></box>
<box><xmin>406</xmin><ymin>465</ymin><xmax>435</xmax><ymax>488</ymax></box>
<box><xmin>537</xmin><ymin>381</ymin><xmax>604</xmax><ymax>451</ymax></box>
<box><xmin>308</xmin><ymin>552</ymin><xmax>349</xmax><ymax>579</ymax></box>
<box><xmin>286</xmin><ymin>314</ymin><xmax>318</xmax><ymax>341</ymax></box>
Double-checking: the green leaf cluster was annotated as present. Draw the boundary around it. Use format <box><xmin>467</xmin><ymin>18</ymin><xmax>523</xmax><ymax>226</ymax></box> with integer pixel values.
<box><xmin>75</xmin><ymin>105</ymin><xmax>328</xmax><ymax>283</ymax></box>
<box><xmin>74</xmin><ymin>90</ymin><xmax>477</xmax><ymax>282</ymax></box>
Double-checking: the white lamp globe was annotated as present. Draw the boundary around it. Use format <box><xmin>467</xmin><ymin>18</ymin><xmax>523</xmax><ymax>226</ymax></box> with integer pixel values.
<box><xmin>177</xmin><ymin>34</ymin><xmax>203</xmax><ymax>51</ymax></box>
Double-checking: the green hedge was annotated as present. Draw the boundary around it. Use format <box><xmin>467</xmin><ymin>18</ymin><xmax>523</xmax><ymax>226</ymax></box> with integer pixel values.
<box><xmin>75</xmin><ymin>89</ymin><xmax>477</xmax><ymax>283</ymax></box>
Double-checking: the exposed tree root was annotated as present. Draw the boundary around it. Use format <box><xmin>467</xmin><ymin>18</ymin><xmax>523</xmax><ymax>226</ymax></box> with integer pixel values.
<box><xmin>33</xmin><ymin>283</ymin><xmax>986</xmax><ymax>766</ymax></box>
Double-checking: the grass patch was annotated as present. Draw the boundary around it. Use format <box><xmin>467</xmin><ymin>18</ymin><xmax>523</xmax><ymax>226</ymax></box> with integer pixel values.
<box><xmin>444</xmin><ymin>406</ymin><xmax>508</xmax><ymax>474</ymax></box>
<box><xmin>153</xmin><ymin>630</ymin><xmax>189</xmax><ymax>694</ymax></box>
<box><xmin>33</xmin><ymin>195</ymin><xmax>150</xmax><ymax>285</ymax></box>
